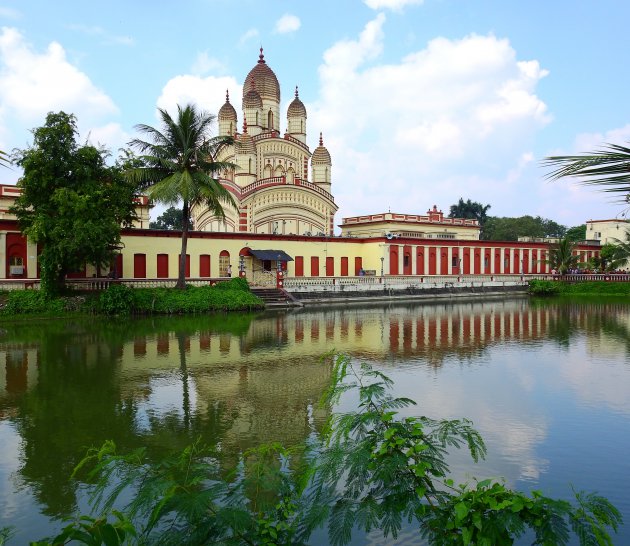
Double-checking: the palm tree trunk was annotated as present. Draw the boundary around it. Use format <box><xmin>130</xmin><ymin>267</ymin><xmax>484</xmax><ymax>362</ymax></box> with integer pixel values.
<box><xmin>177</xmin><ymin>200</ymin><xmax>189</xmax><ymax>289</ymax></box>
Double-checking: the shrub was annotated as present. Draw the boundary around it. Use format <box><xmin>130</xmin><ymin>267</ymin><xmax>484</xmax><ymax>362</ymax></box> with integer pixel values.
<box><xmin>1</xmin><ymin>290</ymin><xmax>65</xmax><ymax>315</ymax></box>
<box><xmin>98</xmin><ymin>284</ymin><xmax>135</xmax><ymax>315</ymax></box>
<box><xmin>528</xmin><ymin>279</ymin><xmax>560</xmax><ymax>295</ymax></box>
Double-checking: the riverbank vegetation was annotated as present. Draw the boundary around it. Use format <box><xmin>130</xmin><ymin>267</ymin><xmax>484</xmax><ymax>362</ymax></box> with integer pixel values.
<box><xmin>529</xmin><ymin>279</ymin><xmax>630</xmax><ymax>296</ymax></box>
<box><xmin>0</xmin><ymin>278</ymin><xmax>263</xmax><ymax>318</ymax></box>
<box><xmin>4</xmin><ymin>353</ymin><xmax>620</xmax><ymax>545</ymax></box>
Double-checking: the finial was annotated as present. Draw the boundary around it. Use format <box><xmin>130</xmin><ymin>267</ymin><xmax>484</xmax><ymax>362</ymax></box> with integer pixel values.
<box><xmin>319</xmin><ymin>132</ymin><xmax>323</xmax><ymax>146</ymax></box>
<box><xmin>225</xmin><ymin>89</ymin><xmax>230</xmax><ymax>103</ymax></box>
<box><xmin>243</xmin><ymin>116</ymin><xmax>248</xmax><ymax>134</ymax></box>
<box><xmin>295</xmin><ymin>86</ymin><xmax>299</xmax><ymax>99</ymax></box>
<box><xmin>258</xmin><ymin>46</ymin><xmax>265</xmax><ymax>63</ymax></box>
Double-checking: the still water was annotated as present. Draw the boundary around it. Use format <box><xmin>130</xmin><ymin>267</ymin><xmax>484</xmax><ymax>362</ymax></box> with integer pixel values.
<box><xmin>1</xmin><ymin>298</ymin><xmax>629</xmax><ymax>544</ymax></box>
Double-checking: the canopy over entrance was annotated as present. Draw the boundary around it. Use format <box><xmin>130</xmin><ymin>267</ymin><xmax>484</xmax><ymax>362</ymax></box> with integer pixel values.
<box><xmin>249</xmin><ymin>250</ymin><xmax>293</xmax><ymax>262</ymax></box>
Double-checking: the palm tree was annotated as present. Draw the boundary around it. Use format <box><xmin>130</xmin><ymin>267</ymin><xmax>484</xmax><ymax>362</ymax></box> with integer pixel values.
<box><xmin>127</xmin><ymin>104</ymin><xmax>236</xmax><ymax>288</ymax></box>
<box><xmin>543</xmin><ymin>143</ymin><xmax>630</xmax><ymax>200</ymax></box>
<box><xmin>0</xmin><ymin>149</ymin><xmax>11</xmax><ymax>168</ymax></box>
<box><xmin>545</xmin><ymin>237</ymin><xmax>581</xmax><ymax>274</ymax></box>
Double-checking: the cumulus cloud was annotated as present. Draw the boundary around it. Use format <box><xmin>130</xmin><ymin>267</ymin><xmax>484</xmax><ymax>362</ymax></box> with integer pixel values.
<box><xmin>0</xmin><ymin>27</ymin><xmax>122</xmax><ymax>184</ymax></box>
<box><xmin>156</xmin><ymin>74</ymin><xmax>242</xmax><ymax>129</ymax></box>
<box><xmin>0</xmin><ymin>27</ymin><xmax>118</xmax><ymax>123</ymax></box>
<box><xmin>364</xmin><ymin>0</ymin><xmax>424</xmax><ymax>11</ymax></box>
<box><xmin>274</xmin><ymin>14</ymin><xmax>301</xmax><ymax>34</ymax></box>
<box><xmin>307</xmin><ymin>15</ymin><xmax>552</xmax><ymax>220</ymax></box>
<box><xmin>191</xmin><ymin>51</ymin><xmax>225</xmax><ymax>76</ymax></box>
<box><xmin>239</xmin><ymin>28</ymin><xmax>259</xmax><ymax>46</ymax></box>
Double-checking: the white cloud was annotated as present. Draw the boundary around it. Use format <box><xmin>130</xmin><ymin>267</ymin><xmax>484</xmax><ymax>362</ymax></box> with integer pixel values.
<box><xmin>239</xmin><ymin>28</ymin><xmax>259</xmax><ymax>46</ymax></box>
<box><xmin>0</xmin><ymin>6</ymin><xmax>21</xmax><ymax>19</ymax></box>
<box><xmin>67</xmin><ymin>24</ymin><xmax>134</xmax><ymax>46</ymax></box>
<box><xmin>274</xmin><ymin>14</ymin><xmax>301</xmax><ymax>34</ymax></box>
<box><xmin>0</xmin><ymin>27</ymin><xmax>122</xmax><ymax>184</ymax></box>
<box><xmin>86</xmin><ymin>122</ymin><xmax>131</xmax><ymax>156</ymax></box>
<box><xmin>364</xmin><ymin>0</ymin><xmax>424</xmax><ymax>11</ymax></box>
<box><xmin>0</xmin><ymin>27</ymin><xmax>118</xmax><ymax>124</ymax></box>
<box><xmin>191</xmin><ymin>51</ymin><xmax>225</xmax><ymax>76</ymax></box>
<box><xmin>308</xmin><ymin>16</ymin><xmax>552</xmax><ymax>220</ymax></box>
<box><xmin>156</xmin><ymin>74</ymin><xmax>242</xmax><ymax>129</ymax></box>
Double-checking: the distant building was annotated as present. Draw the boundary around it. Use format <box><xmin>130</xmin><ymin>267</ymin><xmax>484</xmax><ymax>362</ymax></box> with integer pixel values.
<box><xmin>586</xmin><ymin>218</ymin><xmax>630</xmax><ymax>245</ymax></box>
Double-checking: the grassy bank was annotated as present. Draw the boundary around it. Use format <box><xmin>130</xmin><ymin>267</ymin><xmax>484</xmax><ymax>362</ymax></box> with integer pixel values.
<box><xmin>529</xmin><ymin>279</ymin><xmax>630</xmax><ymax>296</ymax></box>
<box><xmin>0</xmin><ymin>278</ymin><xmax>264</xmax><ymax>318</ymax></box>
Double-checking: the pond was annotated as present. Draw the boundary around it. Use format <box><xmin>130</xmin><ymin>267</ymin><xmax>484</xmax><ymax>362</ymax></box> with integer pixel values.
<box><xmin>0</xmin><ymin>297</ymin><xmax>629</xmax><ymax>544</ymax></box>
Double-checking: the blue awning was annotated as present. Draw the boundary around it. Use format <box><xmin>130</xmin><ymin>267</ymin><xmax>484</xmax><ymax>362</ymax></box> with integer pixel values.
<box><xmin>249</xmin><ymin>249</ymin><xmax>294</xmax><ymax>262</ymax></box>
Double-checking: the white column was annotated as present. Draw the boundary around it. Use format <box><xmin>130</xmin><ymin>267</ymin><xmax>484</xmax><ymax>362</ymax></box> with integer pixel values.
<box><xmin>447</xmin><ymin>246</ymin><xmax>453</xmax><ymax>275</ymax></box>
<box><xmin>436</xmin><ymin>246</ymin><xmax>441</xmax><ymax>275</ymax></box>
<box><xmin>0</xmin><ymin>232</ymin><xmax>5</xmax><ymax>278</ymax></box>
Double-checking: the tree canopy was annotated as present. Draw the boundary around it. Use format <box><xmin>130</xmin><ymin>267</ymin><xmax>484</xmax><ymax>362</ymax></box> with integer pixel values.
<box><xmin>565</xmin><ymin>223</ymin><xmax>587</xmax><ymax>242</ymax></box>
<box><xmin>10</xmin><ymin>112</ymin><xmax>138</xmax><ymax>294</ymax></box>
<box><xmin>149</xmin><ymin>206</ymin><xmax>191</xmax><ymax>231</ymax></box>
<box><xmin>483</xmin><ymin>215</ymin><xmax>567</xmax><ymax>241</ymax></box>
<box><xmin>126</xmin><ymin>104</ymin><xmax>236</xmax><ymax>288</ymax></box>
<box><xmin>448</xmin><ymin>198</ymin><xmax>491</xmax><ymax>226</ymax></box>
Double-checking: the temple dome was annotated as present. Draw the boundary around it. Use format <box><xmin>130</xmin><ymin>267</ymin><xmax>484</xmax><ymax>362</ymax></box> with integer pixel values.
<box><xmin>218</xmin><ymin>91</ymin><xmax>237</xmax><ymax>121</ymax></box>
<box><xmin>236</xmin><ymin>120</ymin><xmax>256</xmax><ymax>155</ymax></box>
<box><xmin>312</xmin><ymin>133</ymin><xmax>331</xmax><ymax>164</ymax></box>
<box><xmin>243</xmin><ymin>88</ymin><xmax>263</xmax><ymax>109</ymax></box>
<box><xmin>287</xmin><ymin>86</ymin><xmax>307</xmax><ymax>118</ymax></box>
<box><xmin>243</xmin><ymin>48</ymin><xmax>280</xmax><ymax>102</ymax></box>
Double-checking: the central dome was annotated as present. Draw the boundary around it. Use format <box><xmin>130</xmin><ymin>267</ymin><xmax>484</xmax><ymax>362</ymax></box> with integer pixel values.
<box><xmin>243</xmin><ymin>48</ymin><xmax>280</xmax><ymax>102</ymax></box>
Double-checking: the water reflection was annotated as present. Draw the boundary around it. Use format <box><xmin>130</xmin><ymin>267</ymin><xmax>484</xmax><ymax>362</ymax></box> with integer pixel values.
<box><xmin>1</xmin><ymin>299</ymin><xmax>630</xmax><ymax>544</ymax></box>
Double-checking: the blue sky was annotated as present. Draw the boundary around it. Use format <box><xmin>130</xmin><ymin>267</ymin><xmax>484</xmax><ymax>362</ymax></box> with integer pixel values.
<box><xmin>1</xmin><ymin>0</ymin><xmax>629</xmax><ymax>227</ymax></box>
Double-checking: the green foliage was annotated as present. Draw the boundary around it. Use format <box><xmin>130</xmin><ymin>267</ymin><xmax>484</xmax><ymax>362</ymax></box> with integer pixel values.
<box><xmin>546</xmin><ymin>237</ymin><xmax>582</xmax><ymax>274</ymax></box>
<box><xmin>0</xmin><ymin>290</ymin><xmax>66</xmax><ymax>315</ymax></box>
<box><xmin>10</xmin><ymin>112</ymin><xmax>138</xmax><ymax>296</ymax></box>
<box><xmin>555</xmin><ymin>281</ymin><xmax>630</xmax><ymax>296</ymax></box>
<box><xmin>566</xmin><ymin>224</ymin><xmax>587</xmax><ymax>242</ymax></box>
<box><xmin>448</xmin><ymin>198</ymin><xmax>491</xmax><ymax>228</ymax></box>
<box><xmin>127</xmin><ymin>104</ymin><xmax>237</xmax><ymax>289</ymax></box>
<box><xmin>0</xmin><ymin>149</ymin><xmax>11</xmax><ymax>168</ymax></box>
<box><xmin>130</xmin><ymin>283</ymin><xmax>262</xmax><ymax>314</ymax></box>
<box><xmin>18</xmin><ymin>354</ymin><xmax>621</xmax><ymax>546</ymax></box>
<box><xmin>98</xmin><ymin>284</ymin><xmax>135</xmax><ymax>315</ymax></box>
<box><xmin>528</xmin><ymin>279</ymin><xmax>561</xmax><ymax>295</ymax></box>
<box><xmin>543</xmin><ymin>142</ymin><xmax>630</xmax><ymax>200</ymax></box>
<box><xmin>483</xmin><ymin>215</ymin><xmax>567</xmax><ymax>241</ymax></box>
<box><xmin>149</xmin><ymin>206</ymin><xmax>191</xmax><ymax>230</ymax></box>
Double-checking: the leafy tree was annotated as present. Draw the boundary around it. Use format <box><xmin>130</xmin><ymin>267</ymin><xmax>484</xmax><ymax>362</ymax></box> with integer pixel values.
<box><xmin>448</xmin><ymin>198</ymin><xmax>491</xmax><ymax>229</ymax></box>
<box><xmin>566</xmin><ymin>223</ymin><xmax>587</xmax><ymax>242</ymax></box>
<box><xmin>149</xmin><ymin>206</ymin><xmax>191</xmax><ymax>230</ymax></box>
<box><xmin>24</xmin><ymin>354</ymin><xmax>622</xmax><ymax>546</ymax></box>
<box><xmin>543</xmin><ymin>143</ymin><xmax>630</xmax><ymax>200</ymax></box>
<box><xmin>10</xmin><ymin>112</ymin><xmax>138</xmax><ymax>295</ymax></box>
<box><xmin>127</xmin><ymin>104</ymin><xmax>236</xmax><ymax>289</ymax></box>
<box><xmin>483</xmin><ymin>215</ymin><xmax>567</xmax><ymax>241</ymax></box>
<box><xmin>545</xmin><ymin>237</ymin><xmax>582</xmax><ymax>274</ymax></box>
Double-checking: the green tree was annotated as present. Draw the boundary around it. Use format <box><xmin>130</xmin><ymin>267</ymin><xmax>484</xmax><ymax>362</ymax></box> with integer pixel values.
<box><xmin>10</xmin><ymin>112</ymin><xmax>138</xmax><ymax>295</ymax></box>
<box><xmin>483</xmin><ymin>215</ymin><xmax>567</xmax><ymax>241</ymax></box>
<box><xmin>546</xmin><ymin>237</ymin><xmax>581</xmax><ymax>274</ymax></box>
<box><xmin>448</xmin><ymin>198</ymin><xmax>491</xmax><ymax>229</ymax></box>
<box><xmin>566</xmin><ymin>223</ymin><xmax>587</xmax><ymax>242</ymax></box>
<box><xmin>149</xmin><ymin>206</ymin><xmax>191</xmax><ymax>230</ymax></box>
<box><xmin>127</xmin><ymin>104</ymin><xmax>236</xmax><ymax>289</ymax></box>
<box><xmin>543</xmin><ymin>143</ymin><xmax>630</xmax><ymax>200</ymax></box>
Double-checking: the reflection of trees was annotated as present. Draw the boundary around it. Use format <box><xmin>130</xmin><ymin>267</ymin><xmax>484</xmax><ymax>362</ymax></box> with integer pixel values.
<box><xmin>534</xmin><ymin>299</ymin><xmax>630</xmax><ymax>354</ymax></box>
<box><xmin>3</xmin><ymin>299</ymin><xmax>630</xmax><ymax>529</ymax></box>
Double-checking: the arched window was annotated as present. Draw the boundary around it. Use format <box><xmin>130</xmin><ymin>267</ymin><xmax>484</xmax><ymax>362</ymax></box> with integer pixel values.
<box><xmin>268</xmin><ymin>110</ymin><xmax>273</xmax><ymax>130</ymax></box>
<box><xmin>219</xmin><ymin>250</ymin><xmax>230</xmax><ymax>277</ymax></box>
<box><xmin>255</xmin><ymin>111</ymin><xmax>259</xmax><ymax>126</ymax></box>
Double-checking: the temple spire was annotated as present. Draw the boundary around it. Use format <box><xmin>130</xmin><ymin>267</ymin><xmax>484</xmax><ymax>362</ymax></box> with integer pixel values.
<box><xmin>258</xmin><ymin>46</ymin><xmax>265</xmax><ymax>64</ymax></box>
